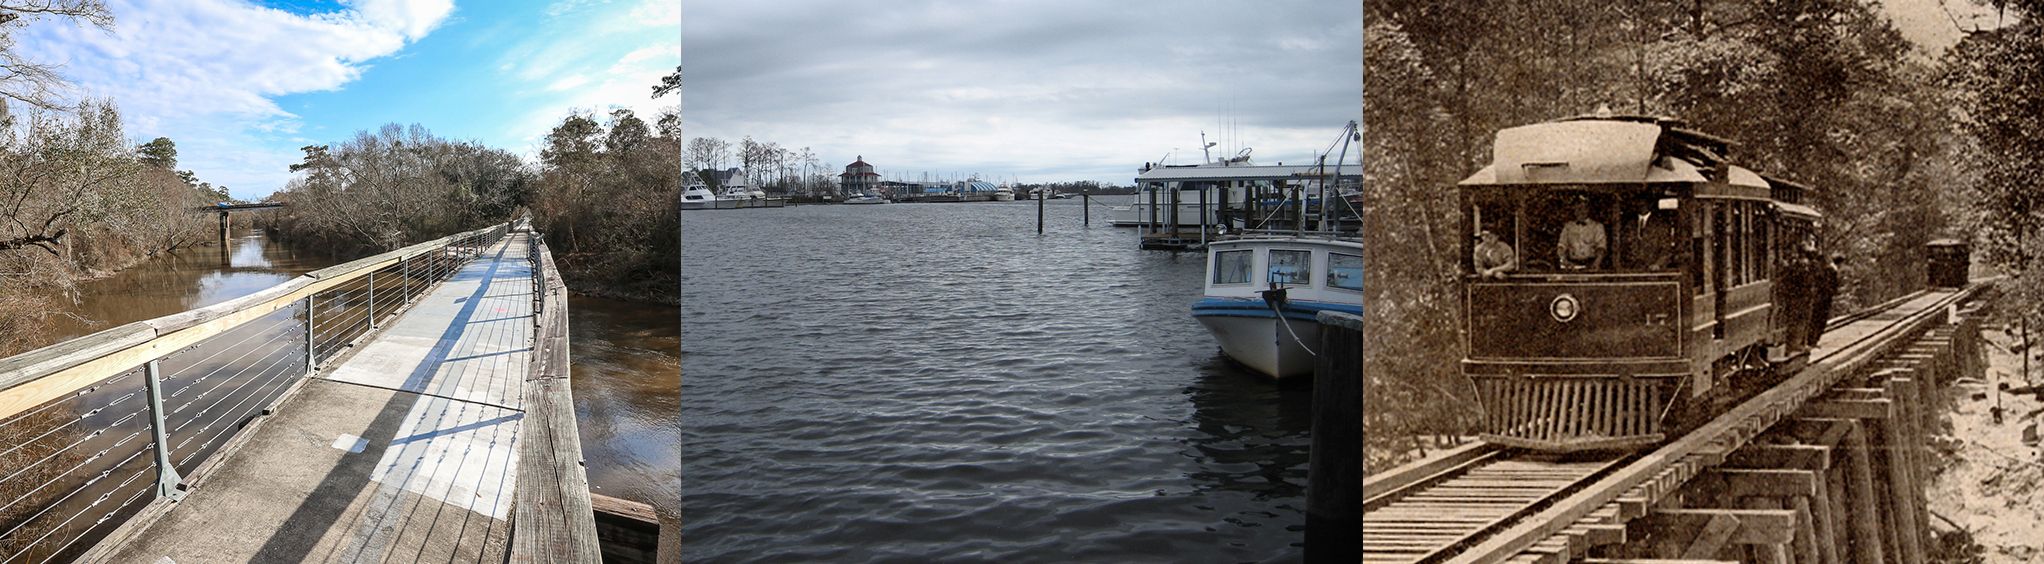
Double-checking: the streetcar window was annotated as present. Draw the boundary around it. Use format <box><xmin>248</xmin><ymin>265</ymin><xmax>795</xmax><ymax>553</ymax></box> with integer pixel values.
<box><xmin>1758</xmin><ymin>209</ymin><xmax>1772</xmax><ymax>281</ymax></box>
<box><xmin>1695</xmin><ymin>202</ymin><xmax>1712</xmax><ymax>295</ymax></box>
<box><xmin>1328</xmin><ymin>253</ymin><xmax>1362</xmax><ymax>291</ymax></box>
<box><xmin>1213</xmin><ymin>250</ymin><xmax>1252</xmax><ymax>285</ymax></box>
<box><xmin>1621</xmin><ymin>196</ymin><xmax>1678</xmax><ymax>271</ymax></box>
<box><xmin>1734</xmin><ymin>204</ymin><xmax>1748</xmax><ymax>286</ymax></box>
<box><xmin>1525</xmin><ymin>191</ymin><xmax>1613</xmax><ymax>272</ymax></box>
<box><xmin>1269</xmin><ymin>250</ymin><xmax>1312</xmax><ymax>286</ymax></box>
<box><xmin>1468</xmin><ymin>194</ymin><xmax>1517</xmax><ymax>275</ymax></box>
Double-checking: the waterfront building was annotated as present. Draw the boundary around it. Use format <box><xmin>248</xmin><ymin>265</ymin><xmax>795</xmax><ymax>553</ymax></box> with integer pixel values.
<box><xmin>840</xmin><ymin>156</ymin><xmax>880</xmax><ymax>197</ymax></box>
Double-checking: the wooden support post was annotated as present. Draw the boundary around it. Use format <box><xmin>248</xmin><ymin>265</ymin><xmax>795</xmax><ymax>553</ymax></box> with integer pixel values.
<box><xmin>1866</xmin><ymin>382</ymin><xmax>1920</xmax><ymax>564</ymax></box>
<box><xmin>1883</xmin><ymin>373</ymin><xmax>1928</xmax><ymax>564</ymax></box>
<box><xmin>1082</xmin><ymin>194</ymin><xmax>1089</xmax><ymax>226</ymax></box>
<box><xmin>1037</xmin><ymin>185</ymin><xmax>1045</xmax><ymax>235</ymax></box>
<box><xmin>1641</xmin><ymin>509</ymin><xmax>1797</xmax><ymax>559</ymax></box>
<box><xmin>1817</xmin><ymin>418</ymin><xmax>1887</xmax><ymax>564</ymax></box>
<box><xmin>217</xmin><ymin>210</ymin><xmax>231</xmax><ymax>247</ymax></box>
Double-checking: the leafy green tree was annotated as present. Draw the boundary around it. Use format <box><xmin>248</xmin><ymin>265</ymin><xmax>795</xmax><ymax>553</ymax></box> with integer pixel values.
<box><xmin>653</xmin><ymin>65</ymin><xmax>678</xmax><ymax>98</ymax></box>
<box><xmin>137</xmin><ymin>137</ymin><xmax>175</xmax><ymax>169</ymax></box>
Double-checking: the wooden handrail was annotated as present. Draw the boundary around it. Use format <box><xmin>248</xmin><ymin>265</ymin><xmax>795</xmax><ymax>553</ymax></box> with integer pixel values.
<box><xmin>0</xmin><ymin>221</ymin><xmax>512</xmax><ymax>423</ymax></box>
<box><xmin>509</xmin><ymin>231</ymin><xmax>602</xmax><ymax>562</ymax></box>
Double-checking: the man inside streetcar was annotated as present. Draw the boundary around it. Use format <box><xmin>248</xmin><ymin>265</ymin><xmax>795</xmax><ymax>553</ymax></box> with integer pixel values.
<box><xmin>1474</xmin><ymin>230</ymin><xmax>1516</xmax><ymax>278</ymax></box>
<box><xmin>1558</xmin><ymin>200</ymin><xmax>1607</xmax><ymax>269</ymax></box>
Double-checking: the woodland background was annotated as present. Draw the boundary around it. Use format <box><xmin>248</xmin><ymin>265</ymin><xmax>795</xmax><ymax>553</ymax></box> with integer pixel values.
<box><xmin>1363</xmin><ymin>0</ymin><xmax>2044</xmax><ymax>470</ymax></box>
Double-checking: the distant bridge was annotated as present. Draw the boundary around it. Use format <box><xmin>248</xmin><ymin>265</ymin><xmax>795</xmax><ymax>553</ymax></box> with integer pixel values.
<box><xmin>0</xmin><ymin>219</ymin><xmax>663</xmax><ymax>562</ymax></box>
<box><xmin>192</xmin><ymin>202</ymin><xmax>287</xmax><ymax>245</ymax></box>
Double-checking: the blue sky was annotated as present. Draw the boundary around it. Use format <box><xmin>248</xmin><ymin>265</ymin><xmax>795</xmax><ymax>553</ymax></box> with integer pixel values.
<box><xmin>17</xmin><ymin>0</ymin><xmax>678</xmax><ymax>200</ymax></box>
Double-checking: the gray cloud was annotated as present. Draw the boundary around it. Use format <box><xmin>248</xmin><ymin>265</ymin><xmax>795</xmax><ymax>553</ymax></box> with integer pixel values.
<box><xmin>681</xmin><ymin>0</ymin><xmax>1360</xmax><ymax>184</ymax></box>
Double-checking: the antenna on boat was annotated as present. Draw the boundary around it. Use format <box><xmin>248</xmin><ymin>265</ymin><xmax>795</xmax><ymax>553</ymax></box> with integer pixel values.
<box><xmin>1201</xmin><ymin>131</ymin><xmax>1216</xmax><ymax>164</ymax></box>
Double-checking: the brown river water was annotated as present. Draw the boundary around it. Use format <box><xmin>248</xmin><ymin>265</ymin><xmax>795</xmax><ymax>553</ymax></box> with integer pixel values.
<box><xmin>38</xmin><ymin>226</ymin><xmax>679</xmax><ymax>519</ymax></box>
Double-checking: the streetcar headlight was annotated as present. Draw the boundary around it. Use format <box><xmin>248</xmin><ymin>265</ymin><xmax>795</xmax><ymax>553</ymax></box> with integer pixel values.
<box><xmin>1550</xmin><ymin>294</ymin><xmax>1580</xmax><ymax>323</ymax></box>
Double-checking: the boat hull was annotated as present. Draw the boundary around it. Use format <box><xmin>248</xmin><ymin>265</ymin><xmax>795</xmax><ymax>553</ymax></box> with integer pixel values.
<box><xmin>1191</xmin><ymin>297</ymin><xmax>1357</xmax><ymax>379</ymax></box>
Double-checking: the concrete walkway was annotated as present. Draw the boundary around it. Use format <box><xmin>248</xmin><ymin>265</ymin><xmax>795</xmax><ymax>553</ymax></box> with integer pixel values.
<box><xmin>103</xmin><ymin>234</ymin><xmax>536</xmax><ymax>563</ymax></box>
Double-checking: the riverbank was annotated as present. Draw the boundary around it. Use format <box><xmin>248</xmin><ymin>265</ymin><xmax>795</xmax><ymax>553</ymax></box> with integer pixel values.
<box><xmin>1926</xmin><ymin>326</ymin><xmax>2044</xmax><ymax>562</ymax></box>
<box><xmin>0</xmin><ymin>235</ymin><xmax>236</xmax><ymax>356</ymax></box>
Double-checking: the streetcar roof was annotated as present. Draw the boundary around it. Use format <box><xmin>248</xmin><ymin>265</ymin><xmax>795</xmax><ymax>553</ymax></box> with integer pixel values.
<box><xmin>1458</xmin><ymin>119</ymin><xmax>1773</xmax><ymax>191</ymax></box>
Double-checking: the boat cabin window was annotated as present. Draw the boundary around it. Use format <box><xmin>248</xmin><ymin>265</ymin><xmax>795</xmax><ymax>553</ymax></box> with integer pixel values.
<box><xmin>1269</xmin><ymin>250</ymin><xmax>1312</xmax><ymax>286</ymax></box>
<box><xmin>1327</xmin><ymin>252</ymin><xmax>1362</xmax><ymax>291</ymax></box>
<box><xmin>1213</xmin><ymin>250</ymin><xmax>1252</xmax><ymax>285</ymax></box>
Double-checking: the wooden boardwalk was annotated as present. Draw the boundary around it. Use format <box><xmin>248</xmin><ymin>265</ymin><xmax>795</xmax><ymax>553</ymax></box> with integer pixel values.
<box><xmin>91</xmin><ymin>233</ymin><xmax>561</xmax><ymax>563</ymax></box>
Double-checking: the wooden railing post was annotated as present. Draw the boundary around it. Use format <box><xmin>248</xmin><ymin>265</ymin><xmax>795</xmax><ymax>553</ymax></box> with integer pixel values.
<box><xmin>367</xmin><ymin>270</ymin><xmax>377</xmax><ymax>330</ymax></box>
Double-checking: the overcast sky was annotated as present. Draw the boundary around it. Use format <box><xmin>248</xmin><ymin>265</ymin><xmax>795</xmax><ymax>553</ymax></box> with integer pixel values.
<box><xmin>18</xmin><ymin>0</ymin><xmax>677</xmax><ymax>200</ymax></box>
<box><xmin>680</xmin><ymin>1</ymin><xmax>1362</xmax><ymax>185</ymax></box>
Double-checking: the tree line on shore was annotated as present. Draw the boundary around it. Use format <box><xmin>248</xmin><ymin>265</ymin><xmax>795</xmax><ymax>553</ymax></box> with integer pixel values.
<box><xmin>263</xmin><ymin>102</ymin><xmax>682</xmax><ymax>305</ymax></box>
<box><xmin>1362</xmin><ymin>0</ymin><xmax>2044</xmax><ymax>471</ymax></box>
<box><xmin>682</xmin><ymin>135</ymin><xmax>836</xmax><ymax>195</ymax></box>
<box><xmin>0</xmin><ymin>98</ymin><xmax>229</xmax><ymax>356</ymax></box>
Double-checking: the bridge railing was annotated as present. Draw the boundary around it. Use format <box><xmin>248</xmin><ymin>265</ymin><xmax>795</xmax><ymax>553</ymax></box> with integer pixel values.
<box><xmin>0</xmin><ymin>221</ymin><xmax>509</xmax><ymax>562</ymax></box>
<box><xmin>507</xmin><ymin>228</ymin><xmax>603</xmax><ymax>561</ymax></box>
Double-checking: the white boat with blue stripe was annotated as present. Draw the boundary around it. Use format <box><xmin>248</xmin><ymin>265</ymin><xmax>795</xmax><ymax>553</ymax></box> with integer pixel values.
<box><xmin>1192</xmin><ymin>233</ymin><xmax>1362</xmax><ymax>378</ymax></box>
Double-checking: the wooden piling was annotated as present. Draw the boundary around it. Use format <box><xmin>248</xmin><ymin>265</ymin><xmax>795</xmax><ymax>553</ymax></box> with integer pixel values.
<box><xmin>1037</xmin><ymin>186</ymin><xmax>1045</xmax><ymax>235</ymax></box>
<box><xmin>1308</xmin><ymin>311</ymin><xmax>1360</xmax><ymax>562</ymax></box>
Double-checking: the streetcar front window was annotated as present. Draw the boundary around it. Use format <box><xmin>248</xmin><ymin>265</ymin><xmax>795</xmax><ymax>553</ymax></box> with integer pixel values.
<box><xmin>1468</xmin><ymin>194</ymin><xmax>1517</xmax><ymax>276</ymax></box>
<box><xmin>1525</xmin><ymin>191</ymin><xmax>1615</xmax><ymax>272</ymax></box>
<box><xmin>1620</xmin><ymin>195</ymin><xmax>1679</xmax><ymax>271</ymax></box>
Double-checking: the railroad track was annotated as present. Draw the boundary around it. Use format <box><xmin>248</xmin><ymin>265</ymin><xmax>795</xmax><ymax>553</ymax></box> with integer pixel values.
<box><xmin>1362</xmin><ymin>453</ymin><xmax>1628</xmax><ymax>563</ymax></box>
<box><xmin>1362</xmin><ymin>287</ymin><xmax>1965</xmax><ymax>564</ymax></box>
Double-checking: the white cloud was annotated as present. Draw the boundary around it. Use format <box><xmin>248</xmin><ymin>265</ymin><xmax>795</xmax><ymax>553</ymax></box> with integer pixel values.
<box><xmin>349</xmin><ymin>0</ymin><xmax>456</xmax><ymax>40</ymax></box>
<box><xmin>494</xmin><ymin>0</ymin><xmax>676</xmax><ymax>157</ymax></box>
<box><xmin>16</xmin><ymin>0</ymin><xmax>453</xmax><ymax>198</ymax></box>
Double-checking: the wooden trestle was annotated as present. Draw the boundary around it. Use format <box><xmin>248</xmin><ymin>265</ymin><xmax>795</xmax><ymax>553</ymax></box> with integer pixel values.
<box><xmin>1365</xmin><ymin>286</ymin><xmax>1989</xmax><ymax>564</ymax></box>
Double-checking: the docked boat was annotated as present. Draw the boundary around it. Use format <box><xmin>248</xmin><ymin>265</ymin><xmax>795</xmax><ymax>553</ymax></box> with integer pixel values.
<box><xmin>993</xmin><ymin>184</ymin><xmax>1016</xmax><ymax>201</ymax></box>
<box><xmin>843</xmin><ymin>193</ymin><xmax>888</xmax><ymax>205</ymax></box>
<box><xmin>680</xmin><ymin>175</ymin><xmax>718</xmax><ymax>210</ymax></box>
<box><xmin>1191</xmin><ymin>233</ymin><xmax>1362</xmax><ymax>378</ymax></box>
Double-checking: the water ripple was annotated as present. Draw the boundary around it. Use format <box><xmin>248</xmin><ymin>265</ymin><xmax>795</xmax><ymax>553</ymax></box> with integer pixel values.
<box><xmin>682</xmin><ymin>202</ymin><xmax>1310</xmax><ymax>562</ymax></box>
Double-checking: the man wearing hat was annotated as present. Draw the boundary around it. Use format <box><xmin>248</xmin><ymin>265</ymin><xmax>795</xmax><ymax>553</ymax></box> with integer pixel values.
<box><xmin>1558</xmin><ymin>199</ymin><xmax>1606</xmax><ymax>269</ymax></box>
<box><xmin>1474</xmin><ymin>230</ymin><xmax>1516</xmax><ymax>278</ymax></box>
<box><xmin>1809</xmin><ymin>252</ymin><xmax>1843</xmax><ymax>347</ymax></box>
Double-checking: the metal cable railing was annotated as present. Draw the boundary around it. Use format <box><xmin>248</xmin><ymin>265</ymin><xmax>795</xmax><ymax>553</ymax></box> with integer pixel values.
<box><xmin>0</xmin><ymin>221</ymin><xmax>511</xmax><ymax>562</ymax></box>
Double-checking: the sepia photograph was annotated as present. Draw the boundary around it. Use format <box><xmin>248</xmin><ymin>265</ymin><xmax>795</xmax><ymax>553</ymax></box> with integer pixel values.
<box><xmin>1364</xmin><ymin>0</ymin><xmax>2040</xmax><ymax>562</ymax></box>
<box><xmin>679</xmin><ymin>0</ymin><xmax>1358</xmax><ymax>561</ymax></box>
<box><xmin>0</xmin><ymin>1</ymin><xmax>678</xmax><ymax>562</ymax></box>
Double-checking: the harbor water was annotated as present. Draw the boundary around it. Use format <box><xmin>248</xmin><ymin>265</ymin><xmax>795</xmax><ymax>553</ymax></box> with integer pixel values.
<box><xmin>681</xmin><ymin>200</ymin><xmax>1313</xmax><ymax>562</ymax></box>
